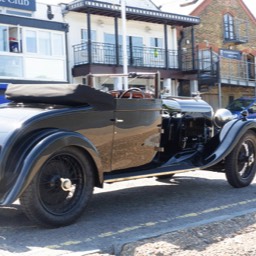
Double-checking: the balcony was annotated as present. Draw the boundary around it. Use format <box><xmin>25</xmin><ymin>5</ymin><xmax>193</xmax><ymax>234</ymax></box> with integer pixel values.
<box><xmin>73</xmin><ymin>42</ymin><xmax>179</xmax><ymax>70</ymax></box>
<box><xmin>223</xmin><ymin>18</ymin><xmax>249</xmax><ymax>45</ymax></box>
<box><xmin>196</xmin><ymin>48</ymin><xmax>256</xmax><ymax>87</ymax></box>
<box><xmin>219</xmin><ymin>57</ymin><xmax>256</xmax><ymax>86</ymax></box>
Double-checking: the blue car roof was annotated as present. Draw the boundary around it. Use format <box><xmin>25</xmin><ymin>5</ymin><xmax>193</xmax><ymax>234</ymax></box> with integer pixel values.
<box><xmin>0</xmin><ymin>84</ymin><xmax>8</xmax><ymax>90</ymax></box>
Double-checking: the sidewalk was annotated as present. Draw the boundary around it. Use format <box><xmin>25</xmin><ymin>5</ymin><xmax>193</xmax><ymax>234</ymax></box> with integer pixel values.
<box><xmin>88</xmin><ymin>211</ymin><xmax>256</xmax><ymax>256</ymax></box>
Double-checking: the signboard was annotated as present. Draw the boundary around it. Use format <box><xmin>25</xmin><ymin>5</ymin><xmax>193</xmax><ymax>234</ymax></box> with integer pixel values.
<box><xmin>219</xmin><ymin>49</ymin><xmax>242</xmax><ymax>60</ymax></box>
<box><xmin>0</xmin><ymin>0</ymin><xmax>36</xmax><ymax>11</ymax></box>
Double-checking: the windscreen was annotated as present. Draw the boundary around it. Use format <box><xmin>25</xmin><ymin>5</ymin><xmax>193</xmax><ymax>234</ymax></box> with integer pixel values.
<box><xmin>227</xmin><ymin>99</ymin><xmax>254</xmax><ymax>111</ymax></box>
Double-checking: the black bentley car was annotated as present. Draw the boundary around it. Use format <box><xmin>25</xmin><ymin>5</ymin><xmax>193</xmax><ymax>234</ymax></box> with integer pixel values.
<box><xmin>0</xmin><ymin>72</ymin><xmax>256</xmax><ymax>228</ymax></box>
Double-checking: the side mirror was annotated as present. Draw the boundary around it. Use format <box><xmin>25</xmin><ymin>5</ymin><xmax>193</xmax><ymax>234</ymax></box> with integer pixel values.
<box><xmin>248</xmin><ymin>108</ymin><xmax>254</xmax><ymax>114</ymax></box>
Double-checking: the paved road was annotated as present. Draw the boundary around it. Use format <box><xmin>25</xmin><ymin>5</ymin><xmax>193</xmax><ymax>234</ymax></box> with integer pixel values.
<box><xmin>1</xmin><ymin>170</ymin><xmax>256</xmax><ymax>256</ymax></box>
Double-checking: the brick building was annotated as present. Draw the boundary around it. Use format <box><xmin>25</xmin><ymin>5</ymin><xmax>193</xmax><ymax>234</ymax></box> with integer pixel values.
<box><xmin>181</xmin><ymin>0</ymin><xmax>256</xmax><ymax>110</ymax></box>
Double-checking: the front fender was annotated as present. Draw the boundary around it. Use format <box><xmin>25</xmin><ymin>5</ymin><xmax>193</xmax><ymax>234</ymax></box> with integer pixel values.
<box><xmin>203</xmin><ymin>119</ymin><xmax>256</xmax><ymax>167</ymax></box>
<box><xmin>0</xmin><ymin>131</ymin><xmax>102</xmax><ymax>205</ymax></box>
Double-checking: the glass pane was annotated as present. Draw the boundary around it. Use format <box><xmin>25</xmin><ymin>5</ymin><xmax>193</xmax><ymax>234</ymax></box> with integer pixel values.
<box><xmin>104</xmin><ymin>33</ymin><xmax>115</xmax><ymax>44</ymax></box>
<box><xmin>81</xmin><ymin>29</ymin><xmax>96</xmax><ymax>43</ymax></box>
<box><xmin>81</xmin><ymin>29</ymin><xmax>87</xmax><ymax>43</ymax></box>
<box><xmin>0</xmin><ymin>55</ymin><xmax>23</xmax><ymax>77</ymax></box>
<box><xmin>131</xmin><ymin>36</ymin><xmax>143</xmax><ymax>47</ymax></box>
<box><xmin>0</xmin><ymin>26</ymin><xmax>8</xmax><ymax>52</ymax></box>
<box><xmin>52</xmin><ymin>33</ymin><xmax>64</xmax><ymax>56</ymax></box>
<box><xmin>25</xmin><ymin>30</ymin><xmax>37</xmax><ymax>53</ymax></box>
<box><xmin>150</xmin><ymin>37</ymin><xmax>163</xmax><ymax>48</ymax></box>
<box><xmin>224</xmin><ymin>14</ymin><xmax>234</xmax><ymax>40</ymax></box>
<box><xmin>91</xmin><ymin>30</ymin><xmax>96</xmax><ymax>42</ymax></box>
<box><xmin>103</xmin><ymin>33</ymin><xmax>116</xmax><ymax>64</ymax></box>
<box><xmin>24</xmin><ymin>57</ymin><xmax>65</xmax><ymax>81</ymax></box>
<box><xmin>38</xmin><ymin>31</ymin><xmax>51</xmax><ymax>55</ymax></box>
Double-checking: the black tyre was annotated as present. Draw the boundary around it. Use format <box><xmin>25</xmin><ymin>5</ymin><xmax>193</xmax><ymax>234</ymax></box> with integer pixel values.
<box><xmin>225</xmin><ymin>131</ymin><xmax>256</xmax><ymax>188</ymax></box>
<box><xmin>156</xmin><ymin>174</ymin><xmax>175</xmax><ymax>181</ymax></box>
<box><xmin>20</xmin><ymin>147</ymin><xmax>94</xmax><ymax>228</ymax></box>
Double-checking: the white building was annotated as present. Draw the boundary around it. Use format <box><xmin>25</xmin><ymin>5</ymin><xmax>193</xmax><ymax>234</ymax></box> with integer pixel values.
<box><xmin>0</xmin><ymin>0</ymin><xmax>68</xmax><ymax>86</ymax></box>
<box><xmin>62</xmin><ymin>0</ymin><xmax>200</xmax><ymax>95</ymax></box>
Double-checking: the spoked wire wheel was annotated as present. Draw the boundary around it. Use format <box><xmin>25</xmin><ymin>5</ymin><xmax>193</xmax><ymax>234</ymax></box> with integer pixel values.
<box><xmin>20</xmin><ymin>147</ymin><xmax>94</xmax><ymax>228</ymax></box>
<box><xmin>225</xmin><ymin>131</ymin><xmax>256</xmax><ymax>188</ymax></box>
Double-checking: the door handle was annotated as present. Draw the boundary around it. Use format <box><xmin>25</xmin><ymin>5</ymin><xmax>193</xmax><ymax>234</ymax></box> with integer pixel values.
<box><xmin>110</xmin><ymin>118</ymin><xmax>124</xmax><ymax>123</ymax></box>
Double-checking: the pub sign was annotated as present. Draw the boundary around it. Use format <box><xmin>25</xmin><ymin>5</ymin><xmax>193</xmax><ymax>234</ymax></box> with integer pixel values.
<box><xmin>219</xmin><ymin>49</ymin><xmax>242</xmax><ymax>60</ymax></box>
<box><xmin>0</xmin><ymin>0</ymin><xmax>36</xmax><ymax>11</ymax></box>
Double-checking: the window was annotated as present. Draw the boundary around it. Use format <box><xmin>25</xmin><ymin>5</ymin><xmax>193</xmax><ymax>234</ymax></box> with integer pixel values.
<box><xmin>26</xmin><ymin>30</ymin><xmax>37</xmax><ymax>53</ymax></box>
<box><xmin>0</xmin><ymin>25</ymin><xmax>22</xmax><ymax>53</ymax></box>
<box><xmin>199</xmin><ymin>49</ymin><xmax>218</xmax><ymax>71</ymax></box>
<box><xmin>224</xmin><ymin>13</ymin><xmax>235</xmax><ymax>41</ymax></box>
<box><xmin>150</xmin><ymin>37</ymin><xmax>163</xmax><ymax>48</ymax></box>
<box><xmin>0</xmin><ymin>55</ymin><xmax>23</xmax><ymax>77</ymax></box>
<box><xmin>52</xmin><ymin>33</ymin><xmax>64</xmax><ymax>56</ymax></box>
<box><xmin>25</xmin><ymin>29</ymin><xmax>65</xmax><ymax>57</ymax></box>
<box><xmin>128</xmin><ymin>36</ymin><xmax>143</xmax><ymax>66</ymax></box>
<box><xmin>38</xmin><ymin>31</ymin><xmax>51</xmax><ymax>55</ymax></box>
<box><xmin>104</xmin><ymin>33</ymin><xmax>118</xmax><ymax>64</ymax></box>
<box><xmin>0</xmin><ymin>25</ymin><xmax>66</xmax><ymax>81</ymax></box>
<box><xmin>150</xmin><ymin>37</ymin><xmax>163</xmax><ymax>58</ymax></box>
<box><xmin>0</xmin><ymin>25</ymin><xmax>8</xmax><ymax>52</ymax></box>
<box><xmin>81</xmin><ymin>29</ymin><xmax>96</xmax><ymax>43</ymax></box>
<box><xmin>24</xmin><ymin>58</ymin><xmax>65</xmax><ymax>80</ymax></box>
<box><xmin>149</xmin><ymin>37</ymin><xmax>164</xmax><ymax>66</ymax></box>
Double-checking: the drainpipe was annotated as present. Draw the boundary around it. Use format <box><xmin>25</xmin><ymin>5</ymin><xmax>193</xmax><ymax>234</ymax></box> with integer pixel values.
<box><xmin>217</xmin><ymin>60</ymin><xmax>222</xmax><ymax>108</ymax></box>
<box><xmin>64</xmin><ymin>24</ymin><xmax>70</xmax><ymax>83</ymax></box>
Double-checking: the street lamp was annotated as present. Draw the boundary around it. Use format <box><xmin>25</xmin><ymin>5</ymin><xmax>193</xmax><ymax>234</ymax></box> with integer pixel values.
<box><xmin>180</xmin><ymin>0</ymin><xmax>200</xmax><ymax>7</ymax></box>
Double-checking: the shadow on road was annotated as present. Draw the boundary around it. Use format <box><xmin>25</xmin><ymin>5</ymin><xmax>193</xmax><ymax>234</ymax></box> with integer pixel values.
<box><xmin>0</xmin><ymin>172</ymin><xmax>256</xmax><ymax>255</ymax></box>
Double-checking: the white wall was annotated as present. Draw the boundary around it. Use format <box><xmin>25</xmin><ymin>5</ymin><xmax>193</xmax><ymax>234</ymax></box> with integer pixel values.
<box><xmin>64</xmin><ymin>11</ymin><xmax>179</xmax><ymax>83</ymax></box>
<box><xmin>34</xmin><ymin>3</ymin><xmax>64</xmax><ymax>22</ymax></box>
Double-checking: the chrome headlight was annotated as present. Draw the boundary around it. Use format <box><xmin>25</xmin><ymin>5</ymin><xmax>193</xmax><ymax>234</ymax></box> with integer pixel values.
<box><xmin>214</xmin><ymin>108</ymin><xmax>234</xmax><ymax>128</ymax></box>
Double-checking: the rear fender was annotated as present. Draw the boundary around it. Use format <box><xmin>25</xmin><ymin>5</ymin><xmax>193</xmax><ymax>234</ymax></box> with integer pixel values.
<box><xmin>204</xmin><ymin>119</ymin><xmax>256</xmax><ymax>167</ymax></box>
<box><xmin>1</xmin><ymin>131</ymin><xmax>102</xmax><ymax>205</ymax></box>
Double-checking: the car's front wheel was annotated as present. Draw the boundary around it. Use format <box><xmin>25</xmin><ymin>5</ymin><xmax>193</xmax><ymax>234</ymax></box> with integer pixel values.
<box><xmin>225</xmin><ymin>131</ymin><xmax>256</xmax><ymax>188</ymax></box>
<box><xmin>20</xmin><ymin>147</ymin><xmax>94</xmax><ymax>228</ymax></box>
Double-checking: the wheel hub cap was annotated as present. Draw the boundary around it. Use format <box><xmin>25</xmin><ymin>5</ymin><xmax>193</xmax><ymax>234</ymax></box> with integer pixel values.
<box><xmin>248</xmin><ymin>155</ymin><xmax>254</xmax><ymax>166</ymax></box>
<box><xmin>60</xmin><ymin>178</ymin><xmax>73</xmax><ymax>191</ymax></box>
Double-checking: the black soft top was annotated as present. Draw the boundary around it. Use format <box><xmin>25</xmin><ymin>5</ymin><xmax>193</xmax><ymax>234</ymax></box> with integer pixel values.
<box><xmin>5</xmin><ymin>84</ymin><xmax>115</xmax><ymax>110</ymax></box>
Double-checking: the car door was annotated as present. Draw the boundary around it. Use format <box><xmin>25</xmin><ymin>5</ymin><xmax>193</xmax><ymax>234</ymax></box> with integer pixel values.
<box><xmin>111</xmin><ymin>98</ymin><xmax>162</xmax><ymax>171</ymax></box>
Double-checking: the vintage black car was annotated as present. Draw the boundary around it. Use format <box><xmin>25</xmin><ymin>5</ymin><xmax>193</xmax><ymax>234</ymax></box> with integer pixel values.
<box><xmin>0</xmin><ymin>72</ymin><xmax>256</xmax><ymax>228</ymax></box>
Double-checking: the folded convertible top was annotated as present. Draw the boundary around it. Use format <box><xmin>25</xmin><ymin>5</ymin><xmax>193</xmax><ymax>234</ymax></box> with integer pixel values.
<box><xmin>5</xmin><ymin>84</ymin><xmax>115</xmax><ymax>110</ymax></box>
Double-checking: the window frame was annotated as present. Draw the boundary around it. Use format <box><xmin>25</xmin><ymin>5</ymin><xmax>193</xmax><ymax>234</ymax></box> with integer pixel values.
<box><xmin>223</xmin><ymin>13</ymin><xmax>235</xmax><ymax>41</ymax></box>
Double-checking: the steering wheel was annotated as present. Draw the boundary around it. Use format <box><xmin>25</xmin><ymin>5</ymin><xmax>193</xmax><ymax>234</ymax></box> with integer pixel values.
<box><xmin>119</xmin><ymin>88</ymin><xmax>145</xmax><ymax>99</ymax></box>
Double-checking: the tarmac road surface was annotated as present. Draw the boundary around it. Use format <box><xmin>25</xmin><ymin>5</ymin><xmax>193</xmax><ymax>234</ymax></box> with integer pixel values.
<box><xmin>1</xmin><ymin>170</ymin><xmax>256</xmax><ymax>255</ymax></box>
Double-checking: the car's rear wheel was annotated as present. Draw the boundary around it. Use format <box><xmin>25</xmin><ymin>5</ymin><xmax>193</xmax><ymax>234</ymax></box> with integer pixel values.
<box><xmin>20</xmin><ymin>147</ymin><xmax>94</xmax><ymax>228</ymax></box>
<box><xmin>225</xmin><ymin>131</ymin><xmax>256</xmax><ymax>188</ymax></box>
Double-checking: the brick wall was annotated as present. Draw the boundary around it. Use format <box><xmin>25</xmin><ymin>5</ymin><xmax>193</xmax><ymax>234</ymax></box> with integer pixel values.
<box><xmin>192</xmin><ymin>0</ymin><xmax>256</xmax><ymax>53</ymax></box>
<box><xmin>182</xmin><ymin>0</ymin><xmax>256</xmax><ymax>110</ymax></box>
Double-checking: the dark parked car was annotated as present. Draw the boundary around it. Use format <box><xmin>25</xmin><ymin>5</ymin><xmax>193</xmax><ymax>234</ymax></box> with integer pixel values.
<box><xmin>0</xmin><ymin>84</ymin><xmax>9</xmax><ymax>104</ymax></box>
<box><xmin>0</xmin><ymin>72</ymin><xmax>256</xmax><ymax>228</ymax></box>
<box><xmin>226</xmin><ymin>97</ymin><xmax>256</xmax><ymax>119</ymax></box>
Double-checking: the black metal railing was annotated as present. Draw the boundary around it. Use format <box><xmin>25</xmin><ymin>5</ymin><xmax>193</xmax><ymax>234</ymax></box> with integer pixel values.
<box><xmin>73</xmin><ymin>42</ymin><xmax>256</xmax><ymax>86</ymax></box>
<box><xmin>220</xmin><ymin>57</ymin><xmax>256</xmax><ymax>83</ymax></box>
<box><xmin>73</xmin><ymin>42</ymin><xmax>179</xmax><ymax>69</ymax></box>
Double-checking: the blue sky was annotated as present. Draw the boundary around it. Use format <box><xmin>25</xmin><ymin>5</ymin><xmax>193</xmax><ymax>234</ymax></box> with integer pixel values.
<box><xmin>40</xmin><ymin>0</ymin><xmax>256</xmax><ymax>17</ymax></box>
<box><xmin>153</xmin><ymin>0</ymin><xmax>255</xmax><ymax>16</ymax></box>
